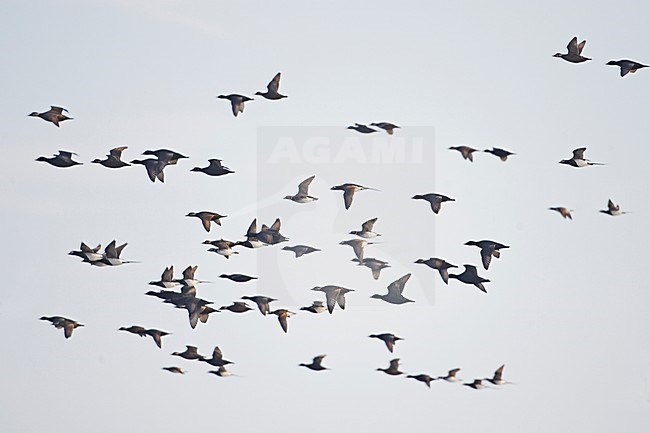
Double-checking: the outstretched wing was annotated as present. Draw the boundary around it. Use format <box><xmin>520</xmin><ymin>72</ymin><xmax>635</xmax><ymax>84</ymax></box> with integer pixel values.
<box><xmin>297</xmin><ymin>175</ymin><xmax>315</xmax><ymax>195</ymax></box>
<box><xmin>572</xmin><ymin>147</ymin><xmax>586</xmax><ymax>160</ymax></box>
<box><xmin>361</xmin><ymin>218</ymin><xmax>377</xmax><ymax>232</ymax></box>
<box><xmin>387</xmin><ymin>273</ymin><xmax>411</xmax><ymax>295</ymax></box>
<box><xmin>267</xmin><ymin>72</ymin><xmax>281</xmax><ymax>93</ymax></box>
<box><xmin>343</xmin><ymin>189</ymin><xmax>355</xmax><ymax>210</ymax></box>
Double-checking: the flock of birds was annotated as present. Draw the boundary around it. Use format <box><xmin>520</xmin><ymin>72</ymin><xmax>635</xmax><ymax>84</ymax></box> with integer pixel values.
<box><xmin>37</xmin><ymin>37</ymin><xmax>638</xmax><ymax>389</ymax></box>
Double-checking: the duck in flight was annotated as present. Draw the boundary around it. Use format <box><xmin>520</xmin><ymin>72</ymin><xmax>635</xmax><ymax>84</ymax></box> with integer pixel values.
<box><xmin>130</xmin><ymin>158</ymin><xmax>165</xmax><ymax>183</ymax></box>
<box><xmin>352</xmin><ymin>257</ymin><xmax>390</xmax><ymax>280</ymax></box>
<box><xmin>412</xmin><ymin>193</ymin><xmax>455</xmax><ymax>214</ymax></box>
<box><xmin>255</xmin><ymin>72</ymin><xmax>287</xmax><ymax>100</ymax></box>
<box><xmin>282</xmin><ymin>245</ymin><xmax>320</xmax><ymax>258</ymax></box>
<box><xmin>484</xmin><ymin>364</ymin><xmax>513</xmax><ymax>385</ymax></box>
<box><xmin>606</xmin><ymin>59</ymin><xmax>648</xmax><ymax>77</ymax></box>
<box><xmin>406</xmin><ymin>374</ymin><xmax>434</xmax><ymax>388</ymax></box>
<box><xmin>376</xmin><ymin>358</ymin><xmax>403</xmax><ymax>376</ymax></box>
<box><xmin>559</xmin><ymin>147</ymin><xmax>604</xmax><ymax>168</ymax></box>
<box><xmin>29</xmin><ymin>106</ymin><xmax>73</xmax><ymax>127</ymax></box>
<box><xmin>148</xmin><ymin>266</ymin><xmax>179</xmax><ymax>288</ymax></box>
<box><xmin>172</xmin><ymin>345</ymin><xmax>206</xmax><ymax>360</ymax></box>
<box><xmin>241</xmin><ymin>296</ymin><xmax>276</xmax><ymax>315</ymax></box>
<box><xmin>553</xmin><ymin>36</ymin><xmax>591</xmax><ymax>63</ymax></box>
<box><xmin>311</xmin><ymin>285</ymin><xmax>354</xmax><ymax>314</ymax></box>
<box><xmin>414</xmin><ymin>258</ymin><xmax>457</xmax><ymax>284</ymax></box>
<box><xmin>40</xmin><ymin>316</ymin><xmax>83</xmax><ymax>339</ymax></box>
<box><xmin>299</xmin><ymin>355</ymin><xmax>329</xmax><ymax>371</ymax></box>
<box><xmin>370</xmin><ymin>122</ymin><xmax>400</xmax><ymax>135</ymax></box>
<box><xmin>600</xmin><ymin>199</ymin><xmax>627</xmax><ymax>216</ymax></box>
<box><xmin>347</xmin><ymin>123</ymin><xmax>377</xmax><ymax>134</ymax></box>
<box><xmin>331</xmin><ymin>183</ymin><xmax>379</xmax><ymax>210</ymax></box>
<box><xmin>368</xmin><ymin>333</ymin><xmax>403</xmax><ymax>353</ymax></box>
<box><xmin>36</xmin><ymin>151</ymin><xmax>82</xmax><ymax>168</ymax></box>
<box><xmin>349</xmin><ymin>217</ymin><xmax>381</xmax><ymax>238</ymax></box>
<box><xmin>68</xmin><ymin>242</ymin><xmax>103</xmax><ymax>263</ymax></box>
<box><xmin>340</xmin><ymin>238</ymin><xmax>377</xmax><ymax>261</ymax></box>
<box><xmin>449</xmin><ymin>146</ymin><xmax>478</xmax><ymax>162</ymax></box>
<box><xmin>270</xmin><ymin>309</ymin><xmax>295</xmax><ymax>333</ymax></box>
<box><xmin>448</xmin><ymin>265</ymin><xmax>490</xmax><ymax>293</ymax></box>
<box><xmin>371</xmin><ymin>273</ymin><xmax>414</xmax><ymax>304</ymax></box>
<box><xmin>549</xmin><ymin>207</ymin><xmax>573</xmax><ymax>220</ymax></box>
<box><xmin>484</xmin><ymin>147</ymin><xmax>515</xmax><ymax>161</ymax></box>
<box><xmin>437</xmin><ymin>368</ymin><xmax>462</xmax><ymax>382</ymax></box>
<box><xmin>186</xmin><ymin>211</ymin><xmax>226</xmax><ymax>232</ymax></box>
<box><xmin>191</xmin><ymin>159</ymin><xmax>234</xmax><ymax>176</ymax></box>
<box><xmin>300</xmin><ymin>300</ymin><xmax>327</xmax><ymax>314</ymax></box>
<box><xmin>92</xmin><ymin>146</ymin><xmax>130</xmax><ymax>168</ymax></box>
<box><xmin>465</xmin><ymin>240</ymin><xmax>509</xmax><ymax>270</ymax></box>
<box><xmin>217</xmin><ymin>94</ymin><xmax>253</xmax><ymax>117</ymax></box>
<box><xmin>284</xmin><ymin>175</ymin><xmax>317</xmax><ymax>203</ymax></box>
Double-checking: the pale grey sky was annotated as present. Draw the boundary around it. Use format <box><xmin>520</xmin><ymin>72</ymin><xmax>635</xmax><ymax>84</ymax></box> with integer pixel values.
<box><xmin>1</xmin><ymin>1</ymin><xmax>649</xmax><ymax>432</ymax></box>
